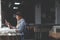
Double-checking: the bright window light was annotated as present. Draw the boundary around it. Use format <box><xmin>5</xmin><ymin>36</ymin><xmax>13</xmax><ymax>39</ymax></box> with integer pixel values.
<box><xmin>13</xmin><ymin>7</ymin><xmax>18</xmax><ymax>9</ymax></box>
<box><xmin>14</xmin><ymin>2</ymin><xmax>20</xmax><ymax>5</ymax></box>
<box><xmin>0</xmin><ymin>0</ymin><xmax>1</xmax><ymax>28</ymax></box>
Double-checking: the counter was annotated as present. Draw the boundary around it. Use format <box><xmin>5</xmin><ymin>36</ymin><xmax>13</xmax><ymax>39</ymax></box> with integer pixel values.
<box><xmin>0</xmin><ymin>28</ymin><xmax>21</xmax><ymax>40</ymax></box>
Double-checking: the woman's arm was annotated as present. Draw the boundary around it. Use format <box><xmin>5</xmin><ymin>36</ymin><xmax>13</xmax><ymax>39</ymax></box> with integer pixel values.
<box><xmin>5</xmin><ymin>19</ymin><xmax>16</xmax><ymax>29</ymax></box>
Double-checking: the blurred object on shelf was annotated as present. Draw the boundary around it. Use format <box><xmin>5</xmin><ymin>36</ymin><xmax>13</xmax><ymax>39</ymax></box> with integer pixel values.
<box><xmin>49</xmin><ymin>25</ymin><xmax>60</xmax><ymax>39</ymax></box>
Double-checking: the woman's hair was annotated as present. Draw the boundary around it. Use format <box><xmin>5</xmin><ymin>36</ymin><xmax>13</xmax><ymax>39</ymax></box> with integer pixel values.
<box><xmin>16</xmin><ymin>11</ymin><xmax>23</xmax><ymax>17</ymax></box>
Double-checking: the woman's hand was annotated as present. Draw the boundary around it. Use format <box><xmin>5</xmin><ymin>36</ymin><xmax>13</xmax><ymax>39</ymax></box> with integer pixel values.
<box><xmin>15</xmin><ymin>29</ymin><xmax>19</xmax><ymax>32</ymax></box>
<box><xmin>5</xmin><ymin>19</ymin><xmax>12</xmax><ymax>28</ymax></box>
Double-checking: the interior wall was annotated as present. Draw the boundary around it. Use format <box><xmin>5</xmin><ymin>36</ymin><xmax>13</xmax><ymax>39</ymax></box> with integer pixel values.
<box><xmin>55</xmin><ymin>1</ymin><xmax>60</xmax><ymax>24</ymax></box>
<box><xmin>55</xmin><ymin>6</ymin><xmax>60</xmax><ymax>24</ymax></box>
<box><xmin>35</xmin><ymin>3</ymin><xmax>41</xmax><ymax>24</ymax></box>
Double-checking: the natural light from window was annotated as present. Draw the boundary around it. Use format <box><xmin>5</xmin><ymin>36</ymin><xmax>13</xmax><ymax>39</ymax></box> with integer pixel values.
<box><xmin>0</xmin><ymin>0</ymin><xmax>1</xmax><ymax>28</ymax></box>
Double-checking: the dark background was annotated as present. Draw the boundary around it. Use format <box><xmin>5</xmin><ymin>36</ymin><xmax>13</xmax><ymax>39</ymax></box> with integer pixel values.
<box><xmin>1</xmin><ymin>0</ymin><xmax>57</xmax><ymax>26</ymax></box>
<box><xmin>1</xmin><ymin>0</ymin><xmax>35</xmax><ymax>26</ymax></box>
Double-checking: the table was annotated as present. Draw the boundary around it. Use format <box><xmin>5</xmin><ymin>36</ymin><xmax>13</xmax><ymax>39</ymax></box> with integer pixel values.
<box><xmin>0</xmin><ymin>33</ymin><xmax>21</xmax><ymax>40</ymax></box>
<box><xmin>0</xmin><ymin>28</ymin><xmax>21</xmax><ymax>40</ymax></box>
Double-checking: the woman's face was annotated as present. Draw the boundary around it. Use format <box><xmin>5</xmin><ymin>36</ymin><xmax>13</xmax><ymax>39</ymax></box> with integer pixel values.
<box><xmin>16</xmin><ymin>15</ymin><xmax>22</xmax><ymax>20</ymax></box>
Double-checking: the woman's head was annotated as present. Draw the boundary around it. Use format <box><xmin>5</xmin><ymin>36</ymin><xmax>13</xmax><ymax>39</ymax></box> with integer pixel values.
<box><xmin>16</xmin><ymin>11</ymin><xmax>23</xmax><ymax>21</ymax></box>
